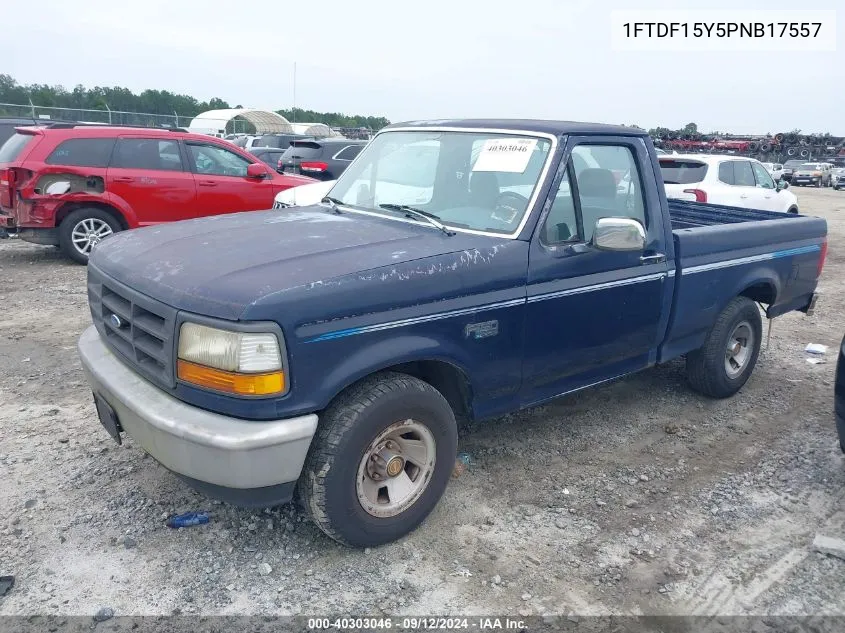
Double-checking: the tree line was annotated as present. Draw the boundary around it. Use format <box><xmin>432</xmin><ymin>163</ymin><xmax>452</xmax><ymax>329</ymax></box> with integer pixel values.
<box><xmin>0</xmin><ymin>75</ymin><xmax>390</xmax><ymax>130</ymax></box>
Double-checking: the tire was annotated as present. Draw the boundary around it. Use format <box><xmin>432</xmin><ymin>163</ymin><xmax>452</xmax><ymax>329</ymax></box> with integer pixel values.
<box><xmin>787</xmin><ymin>207</ymin><xmax>799</xmax><ymax>214</ymax></box>
<box><xmin>299</xmin><ymin>372</ymin><xmax>458</xmax><ymax>547</ymax></box>
<box><xmin>686</xmin><ymin>297</ymin><xmax>763</xmax><ymax>399</ymax></box>
<box><xmin>58</xmin><ymin>208</ymin><xmax>122</xmax><ymax>264</ymax></box>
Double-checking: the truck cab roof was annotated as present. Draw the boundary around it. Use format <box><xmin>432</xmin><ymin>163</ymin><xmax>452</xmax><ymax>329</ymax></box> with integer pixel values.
<box><xmin>386</xmin><ymin>119</ymin><xmax>646</xmax><ymax>137</ymax></box>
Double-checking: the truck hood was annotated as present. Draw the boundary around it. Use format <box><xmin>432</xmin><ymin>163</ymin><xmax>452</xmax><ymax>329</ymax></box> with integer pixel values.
<box><xmin>89</xmin><ymin>206</ymin><xmax>502</xmax><ymax>320</ymax></box>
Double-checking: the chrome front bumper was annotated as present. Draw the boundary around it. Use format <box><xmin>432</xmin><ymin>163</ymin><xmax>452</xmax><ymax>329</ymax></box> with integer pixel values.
<box><xmin>78</xmin><ymin>325</ymin><xmax>317</xmax><ymax>493</ymax></box>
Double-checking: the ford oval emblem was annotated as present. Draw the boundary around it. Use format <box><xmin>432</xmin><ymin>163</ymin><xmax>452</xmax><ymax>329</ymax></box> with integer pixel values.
<box><xmin>109</xmin><ymin>314</ymin><xmax>124</xmax><ymax>329</ymax></box>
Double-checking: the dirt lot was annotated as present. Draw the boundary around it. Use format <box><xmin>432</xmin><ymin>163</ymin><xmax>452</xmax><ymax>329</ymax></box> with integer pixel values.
<box><xmin>1</xmin><ymin>188</ymin><xmax>844</xmax><ymax>619</ymax></box>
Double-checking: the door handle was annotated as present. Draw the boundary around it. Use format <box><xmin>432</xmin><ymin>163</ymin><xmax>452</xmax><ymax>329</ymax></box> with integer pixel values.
<box><xmin>112</xmin><ymin>176</ymin><xmax>133</xmax><ymax>183</ymax></box>
<box><xmin>640</xmin><ymin>253</ymin><xmax>666</xmax><ymax>264</ymax></box>
<box><xmin>739</xmin><ymin>194</ymin><xmax>749</xmax><ymax>199</ymax></box>
<box><xmin>198</xmin><ymin>180</ymin><xmax>217</xmax><ymax>187</ymax></box>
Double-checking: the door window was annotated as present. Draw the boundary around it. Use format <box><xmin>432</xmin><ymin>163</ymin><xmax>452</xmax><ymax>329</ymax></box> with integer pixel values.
<box><xmin>45</xmin><ymin>138</ymin><xmax>115</xmax><ymax>167</ymax></box>
<box><xmin>541</xmin><ymin>144</ymin><xmax>646</xmax><ymax>244</ymax></box>
<box><xmin>540</xmin><ymin>168</ymin><xmax>579</xmax><ymax>244</ymax></box>
<box><xmin>571</xmin><ymin>145</ymin><xmax>646</xmax><ymax>242</ymax></box>
<box><xmin>733</xmin><ymin>161</ymin><xmax>756</xmax><ymax>186</ymax></box>
<box><xmin>750</xmin><ymin>162</ymin><xmax>775</xmax><ymax>189</ymax></box>
<box><xmin>334</xmin><ymin>145</ymin><xmax>363</xmax><ymax>161</ymax></box>
<box><xmin>112</xmin><ymin>138</ymin><xmax>183</xmax><ymax>171</ymax></box>
<box><xmin>187</xmin><ymin>144</ymin><xmax>251</xmax><ymax>177</ymax></box>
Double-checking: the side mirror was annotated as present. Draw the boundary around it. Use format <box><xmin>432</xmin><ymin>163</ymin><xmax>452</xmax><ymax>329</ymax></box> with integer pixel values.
<box><xmin>777</xmin><ymin>179</ymin><xmax>789</xmax><ymax>190</ymax></box>
<box><xmin>246</xmin><ymin>163</ymin><xmax>268</xmax><ymax>179</ymax></box>
<box><xmin>593</xmin><ymin>217</ymin><xmax>646</xmax><ymax>252</ymax></box>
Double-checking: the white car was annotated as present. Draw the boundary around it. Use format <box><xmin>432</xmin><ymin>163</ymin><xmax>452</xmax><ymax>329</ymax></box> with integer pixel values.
<box><xmin>761</xmin><ymin>162</ymin><xmax>784</xmax><ymax>181</ymax></box>
<box><xmin>273</xmin><ymin>179</ymin><xmax>334</xmax><ymax>208</ymax></box>
<box><xmin>659</xmin><ymin>154</ymin><xmax>799</xmax><ymax>214</ymax></box>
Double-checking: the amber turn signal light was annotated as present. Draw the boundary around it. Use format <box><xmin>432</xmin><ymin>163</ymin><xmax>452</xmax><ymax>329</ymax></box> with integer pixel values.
<box><xmin>177</xmin><ymin>359</ymin><xmax>285</xmax><ymax>396</ymax></box>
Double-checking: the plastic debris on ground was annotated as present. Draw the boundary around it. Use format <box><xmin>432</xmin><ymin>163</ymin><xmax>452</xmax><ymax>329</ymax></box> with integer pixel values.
<box><xmin>805</xmin><ymin>343</ymin><xmax>828</xmax><ymax>355</ymax></box>
<box><xmin>453</xmin><ymin>452</ymin><xmax>472</xmax><ymax>478</ymax></box>
<box><xmin>806</xmin><ymin>358</ymin><xmax>827</xmax><ymax>365</ymax></box>
<box><xmin>0</xmin><ymin>576</ymin><xmax>14</xmax><ymax>597</ymax></box>
<box><xmin>166</xmin><ymin>511</ymin><xmax>210</xmax><ymax>528</ymax></box>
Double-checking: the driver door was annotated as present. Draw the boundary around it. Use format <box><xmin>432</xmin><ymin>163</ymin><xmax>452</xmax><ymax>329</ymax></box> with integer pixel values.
<box><xmin>521</xmin><ymin>137</ymin><xmax>669</xmax><ymax>407</ymax></box>
<box><xmin>185</xmin><ymin>141</ymin><xmax>277</xmax><ymax>217</ymax></box>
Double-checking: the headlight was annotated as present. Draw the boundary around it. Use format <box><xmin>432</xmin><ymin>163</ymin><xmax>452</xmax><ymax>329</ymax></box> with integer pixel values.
<box><xmin>177</xmin><ymin>322</ymin><xmax>287</xmax><ymax>396</ymax></box>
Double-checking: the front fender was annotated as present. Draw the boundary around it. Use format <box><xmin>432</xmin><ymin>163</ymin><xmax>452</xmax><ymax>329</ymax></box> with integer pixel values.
<box><xmin>315</xmin><ymin>334</ymin><xmax>476</xmax><ymax>410</ymax></box>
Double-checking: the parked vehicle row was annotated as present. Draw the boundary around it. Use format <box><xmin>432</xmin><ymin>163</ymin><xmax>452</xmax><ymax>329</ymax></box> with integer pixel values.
<box><xmin>792</xmin><ymin>162</ymin><xmax>834</xmax><ymax>187</ymax></box>
<box><xmin>78</xmin><ymin>119</ymin><xmax>827</xmax><ymax>547</ymax></box>
<box><xmin>278</xmin><ymin>138</ymin><xmax>367</xmax><ymax>180</ymax></box>
<box><xmin>0</xmin><ymin>124</ymin><xmax>314</xmax><ymax>262</ymax></box>
<box><xmin>658</xmin><ymin>154</ymin><xmax>799</xmax><ymax>213</ymax></box>
<box><xmin>761</xmin><ymin>162</ymin><xmax>784</xmax><ymax>181</ymax></box>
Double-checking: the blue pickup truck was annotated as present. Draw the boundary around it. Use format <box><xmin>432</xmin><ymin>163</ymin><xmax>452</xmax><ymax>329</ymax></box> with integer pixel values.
<box><xmin>78</xmin><ymin>119</ymin><xmax>828</xmax><ymax>547</ymax></box>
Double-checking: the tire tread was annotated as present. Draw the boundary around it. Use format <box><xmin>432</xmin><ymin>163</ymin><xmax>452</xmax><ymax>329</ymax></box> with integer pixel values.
<box><xmin>299</xmin><ymin>371</ymin><xmax>452</xmax><ymax>546</ymax></box>
<box><xmin>686</xmin><ymin>296</ymin><xmax>762</xmax><ymax>399</ymax></box>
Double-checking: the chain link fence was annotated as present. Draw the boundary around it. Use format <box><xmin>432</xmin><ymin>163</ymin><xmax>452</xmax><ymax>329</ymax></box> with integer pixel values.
<box><xmin>0</xmin><ymin>103</ymin><xmax>185</xmax><ymax>128</ymax></box>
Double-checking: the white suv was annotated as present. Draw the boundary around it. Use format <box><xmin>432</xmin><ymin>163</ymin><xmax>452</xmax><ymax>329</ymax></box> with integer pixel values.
<box><xmin>659</xmin><ymin>155</ymin><xmax>799</xmax><ymax>214</ymax></box>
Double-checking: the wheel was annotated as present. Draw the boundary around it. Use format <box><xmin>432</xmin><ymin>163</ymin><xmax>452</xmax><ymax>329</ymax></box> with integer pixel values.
<box><xmin>299</xmin><ymin>372</ymin><xmax>458</xmax><ymax>547</ymax></box>
<box><xmin>686</xmin><ymin>297</ymin><xmax>763</xmax><ymax>399</ymax></box>
<box><xmin>58</xmin><ymin>208</ymin><xmax>121</xmax><ymax>264</ymax></box>
<box><xmin>787</xmin><ymin>207</ymin><xmax>799</xmax><ymax>214</ymax></box>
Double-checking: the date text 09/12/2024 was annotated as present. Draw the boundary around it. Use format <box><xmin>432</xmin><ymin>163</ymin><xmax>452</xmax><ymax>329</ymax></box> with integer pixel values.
<box><xmin>621</xmin><ymin>22</ymin><xmax>823</xmax><ymax>39</ymax></box>
<box><xmin>307</xmin><ymin>617</ymin><xmax>526</xmax><ymax>630</ymax></box>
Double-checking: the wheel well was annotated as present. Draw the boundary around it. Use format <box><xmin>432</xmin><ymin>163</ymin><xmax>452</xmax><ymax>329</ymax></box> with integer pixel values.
<box><xmin>388</xmin><ymin>360</ymin><xmax>474</xmax><ymax>422</ymax></box>
<box><xmin>740</xmin><ymin>282</ymin><xmax>776</xmax><ymax>306</ymax></box>
<box><xmin>56</xmin><ymin>202</ymin><xmax>129</xmax><ymax>230</ymax></box>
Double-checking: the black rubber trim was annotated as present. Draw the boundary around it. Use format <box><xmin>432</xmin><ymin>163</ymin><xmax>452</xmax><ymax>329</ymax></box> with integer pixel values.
<box><xmin>174</xmin><ymin>474</ymin><xmax>296</xmax><ymax>508</ymax></box>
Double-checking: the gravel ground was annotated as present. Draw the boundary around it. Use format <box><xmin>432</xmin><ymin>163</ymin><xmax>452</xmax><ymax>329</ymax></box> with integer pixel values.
<box><xmin>1</xmin><ymin>188</ymin><xmax>844</xmax><ymax>618</ymax></box>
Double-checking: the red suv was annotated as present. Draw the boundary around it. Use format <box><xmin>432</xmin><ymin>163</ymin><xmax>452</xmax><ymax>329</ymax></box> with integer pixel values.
<box><xmin>0</xmin><ymin>124</ymin><xmax>315</xmax><ymax>263</ymax></box>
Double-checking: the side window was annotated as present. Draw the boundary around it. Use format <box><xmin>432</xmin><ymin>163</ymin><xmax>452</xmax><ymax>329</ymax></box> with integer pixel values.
<box><xmin>750</xmin><ymin>162</ymin><xmax>775</xmax><ymax>189</ymax></box>
<box><xmin>540</xmin><ymin>168</ymin><xmax>579</xmax><ymax>245</ymax></box>
<box><xmin>718</xmin><ymin>161</ymin><xmax>735</xmax><ymax>185</ymax></box>
<box><xmin>45</xmin><ymin>138</ymin><xmax>115</xmax><ymax>167</ymax></box>
<box><xmin>571</xmin><ymin>145</ymin><xmax>646</xmax><ymax>242</ymax></box>
<box><xmin>335</xmin><ymin>145</ymin><xmax>363</xmax><ymax>161</ymax></box>
<box><xmin>734</xmin><ymin>161</ymin><xmax>756</xmax><ymax>186</ymax></box>
<box><xmin>187</xmin><ymin>144</ymin><xmax>251</xmax><ymax>177</ymax></box>
<box><xmin>111</xmin><ymin>139</ymin><xmax>183</xmax><ymax>171</ymax></box>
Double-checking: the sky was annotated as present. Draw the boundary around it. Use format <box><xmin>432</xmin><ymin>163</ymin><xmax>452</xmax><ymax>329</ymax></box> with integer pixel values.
<box><xmin>4</xmin><ymin>0</ymin><xmax>843</xmax><ymax>135</ymax></box>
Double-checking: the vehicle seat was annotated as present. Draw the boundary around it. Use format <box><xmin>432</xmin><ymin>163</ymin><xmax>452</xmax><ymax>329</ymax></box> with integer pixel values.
<box><xmin>469</xmin><ymin>172</ymin><xmax>500</xmax><ymax>208</ymax></box>
<box><xmin>577</xmin><ymin>168</ymin><xmax>618</xmax><ymax>241</ymax></box>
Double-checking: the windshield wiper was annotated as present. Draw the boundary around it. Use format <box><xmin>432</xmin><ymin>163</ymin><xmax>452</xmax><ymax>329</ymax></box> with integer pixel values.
<box><xmin>321</xmin><ymin>196</ymin><xmax>344</xmax><ymax>213</ymax></box>
<box><xmin>379</xmin><ymin>203</ymin><xmax>455</xmax><ymax>236</ymax></box>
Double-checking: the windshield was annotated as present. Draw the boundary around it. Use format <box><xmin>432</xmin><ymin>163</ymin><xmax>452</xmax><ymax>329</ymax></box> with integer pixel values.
<box><xmin>328</xmin><ymin>130</ymin><xmax>552</xmax><ymax>235</ymax></box>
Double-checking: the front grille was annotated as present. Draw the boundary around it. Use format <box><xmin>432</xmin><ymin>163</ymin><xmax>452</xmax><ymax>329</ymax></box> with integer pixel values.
<box><xmin>87</xmin><ymin>267</ymin><xmax>177</xmax><ymax>390</ymax></box>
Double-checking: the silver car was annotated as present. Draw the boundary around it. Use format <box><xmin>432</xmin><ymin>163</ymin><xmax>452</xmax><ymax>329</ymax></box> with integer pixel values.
<box><xmin>832</xmin><ymin>167</ymin><xmax>845</xmax><ymax>190</ymax></box>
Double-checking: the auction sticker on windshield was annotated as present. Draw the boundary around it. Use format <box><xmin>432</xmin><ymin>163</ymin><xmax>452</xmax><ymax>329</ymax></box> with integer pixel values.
<box><xmin>472</xmin><ymin>138</ymin><xmax>537</xmax><ymax>173</ymax></box>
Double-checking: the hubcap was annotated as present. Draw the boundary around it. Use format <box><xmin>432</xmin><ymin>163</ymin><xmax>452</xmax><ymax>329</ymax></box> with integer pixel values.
<box><xmin>725</xmin><ymin>321</ymin><xmax>754</xmax><ymax>378</ymax></box>
<box><xmin>356</xmin><ymin>420</ymin><xmax>436</xmax><ymax>518</ymax></box>
<box><xmin>71</xmin><ymin>218</ymin><xmax>113</xmax><ymax>255</ymax></box>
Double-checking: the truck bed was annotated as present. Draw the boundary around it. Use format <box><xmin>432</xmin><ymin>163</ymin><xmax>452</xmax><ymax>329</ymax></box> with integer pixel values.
<box><xmin>668</xmin><ymin>199</ymin><xmax>796</xmax><ymax>230</ymax></box>
<box><xmin>660</xmin><ymin>199</ymin><xmax>827</xmax><ymax>363</ymax></box>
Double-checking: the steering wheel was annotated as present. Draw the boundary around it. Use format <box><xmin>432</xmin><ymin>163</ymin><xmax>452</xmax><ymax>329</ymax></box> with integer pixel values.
<box><xmin>489</xmin><ymin>191</ymin><xmax>530</xmax><ymax>227</ymax></box>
